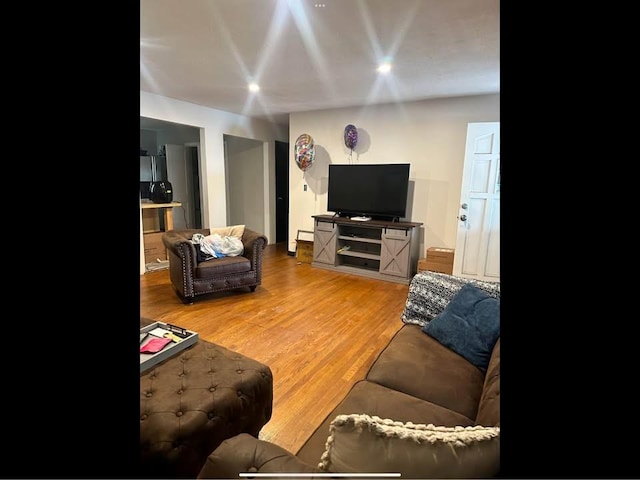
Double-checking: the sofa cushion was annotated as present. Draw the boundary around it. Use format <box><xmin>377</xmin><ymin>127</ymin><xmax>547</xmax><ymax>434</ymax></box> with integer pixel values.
<box><xmin>401</xmin><ymin>271</ymin><xmax>500</xmax><ymax>327</ymax></box>
<box><xmin>318</xmin><ymin>413</ymin><xmax>500</xmax><ymax>478</ymax></box>
<box><xmin>422</xmin><ymin>283</ymin><xmax>500</xmax><ymax>371</ymax></box>
<box><xmin>296</xmin><ymin>379</ymin><xmax>474</xmax><ymax>467</ymax></box>
<box><xmin>366</xmin><ymin>324</ymin><xmax>485</xmax><ymax>420</ymax></box>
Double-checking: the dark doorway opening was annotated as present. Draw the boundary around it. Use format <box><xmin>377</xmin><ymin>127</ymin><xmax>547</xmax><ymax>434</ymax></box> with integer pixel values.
<box><xmin>187</xmin><ymin>145</ymin><xmax>202</xmax><ymax>229</ymax></box>
<box><xmin>275</xmin><ymin>140</ymin><xmax>289</xmax><ymax>244</ymax></box>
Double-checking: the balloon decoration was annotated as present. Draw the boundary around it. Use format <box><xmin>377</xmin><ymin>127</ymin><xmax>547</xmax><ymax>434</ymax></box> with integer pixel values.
<box><xmin>344</xmin><ymin>124</ymin><xmax>358</xmax><ymax>150</ymax></box>
<box><xmin>294</xmin><ymin>133</ymin><xmax>315</xmax><ymax>176</ymax></box>
<box><xmin>344</xmin><ymin>124</ymin><xmax>358</xmax><ymax>162</ymax></box>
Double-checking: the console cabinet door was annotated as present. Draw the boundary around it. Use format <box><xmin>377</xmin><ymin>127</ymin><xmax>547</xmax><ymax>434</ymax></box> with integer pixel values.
<box><xmin>380</xmin><ymin>228</ymin><xmax>411</xmax><ymax>278</ymax></box>
<box><xmin>313</xmin><ymin>221</ymin><xmax>337</xmax><ymax>265</ymax></box>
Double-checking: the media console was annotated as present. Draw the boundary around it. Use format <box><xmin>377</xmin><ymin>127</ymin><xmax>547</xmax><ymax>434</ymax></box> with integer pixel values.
<box><xmin>311</xmin><ymin>215</ymin><xmax>423</xmax><ymax>284</ymax></box>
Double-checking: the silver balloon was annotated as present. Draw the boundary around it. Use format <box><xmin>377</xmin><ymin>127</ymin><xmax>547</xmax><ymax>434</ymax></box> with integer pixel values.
<box><xmin>295</xmin><ymin>133</ymin><xmax>315</xmax><ymax>172</ymax></box>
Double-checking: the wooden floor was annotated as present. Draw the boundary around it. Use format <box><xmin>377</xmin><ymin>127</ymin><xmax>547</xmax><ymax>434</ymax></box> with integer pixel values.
<box><xmin>140</xmin><ymin>242</ymin><xmax>410</xmax><ymax>454</ymax></box>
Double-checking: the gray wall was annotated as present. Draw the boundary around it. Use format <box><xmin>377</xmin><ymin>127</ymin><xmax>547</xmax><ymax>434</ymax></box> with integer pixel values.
<box><xmin>225</xmin><ymin>135</ymin><xmax>265</xmax><ymax>234</ymax></box>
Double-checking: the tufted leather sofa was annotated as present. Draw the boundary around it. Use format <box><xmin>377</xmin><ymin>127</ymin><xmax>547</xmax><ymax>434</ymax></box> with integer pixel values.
<box><xmin>162</xmin><ymin>227</ymin><xmax>267</xmax><ymax>304</ymax></box>
<box><xmin>140</xmin><ymin>317</ymin><xmax>274</xmax><ymax>479</ymax></box>
<box><xmin>197</xmin><ymin>275</ymin><xmax>500</xmax><ymax>478</ymax></box>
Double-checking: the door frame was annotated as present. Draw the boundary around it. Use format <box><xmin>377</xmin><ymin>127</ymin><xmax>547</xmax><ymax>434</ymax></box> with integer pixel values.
<box><xmin>184</xmin><ymin>141</ymin><xmax>202</xmax><ymax>229</ymax></box>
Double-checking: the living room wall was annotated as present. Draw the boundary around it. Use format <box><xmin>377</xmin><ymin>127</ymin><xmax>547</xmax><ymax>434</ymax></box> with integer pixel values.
<box><xmin>140</xmin><ymin>91</ymin><xmax>289</xmax><ymax>273</ymax></box>
<box><xmin>140</xmin><ymin>91</ymin><xmax>499</xmax><ymax>269</ymax></box>
<box><xmin>287</xmin><ymin>93</ymin><xmax>500</xmax><ymax>256</ymax></box>
<box><xmin>225</xmin><ymin>134</ymin><xmax>266</xmax><ymax>235</ymax></box>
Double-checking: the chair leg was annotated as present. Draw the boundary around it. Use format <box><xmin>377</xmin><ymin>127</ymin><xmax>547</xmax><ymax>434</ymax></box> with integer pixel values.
<box><xmin>181</xmin><ymin>294</ymin><xmax>195</xmax><ymax>304</ymax></box>
<box><xmin>250</xmin><ymin>286</ymin><xmax>257</xmax><ymax>292</ymax></box>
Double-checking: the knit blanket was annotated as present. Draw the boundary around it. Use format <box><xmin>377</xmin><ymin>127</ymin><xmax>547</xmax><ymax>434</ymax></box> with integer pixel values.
<box><xmin>401</xmin><ymin>271</ymin><xmax>500</xmax><ymax>327</ymax></box>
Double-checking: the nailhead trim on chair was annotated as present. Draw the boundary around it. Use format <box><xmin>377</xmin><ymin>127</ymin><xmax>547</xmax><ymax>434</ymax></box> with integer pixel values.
<box><xmin>177</xmin><ymin>241</ymin><xmax>196</xmax><ymax>299</ymax></box>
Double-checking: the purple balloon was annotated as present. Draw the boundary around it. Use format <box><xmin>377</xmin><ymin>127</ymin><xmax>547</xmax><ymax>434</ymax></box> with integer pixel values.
<box><xmin>344</xmin><ymin>124</ymin><xmax>358</xmax><ymax>150</ymax></box>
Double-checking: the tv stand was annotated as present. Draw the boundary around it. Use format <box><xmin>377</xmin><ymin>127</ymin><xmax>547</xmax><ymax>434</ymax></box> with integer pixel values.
<box><xmin>311</xmin><ymin>215</ymin><xmax>423</xmax><ymax>284</ymax></box>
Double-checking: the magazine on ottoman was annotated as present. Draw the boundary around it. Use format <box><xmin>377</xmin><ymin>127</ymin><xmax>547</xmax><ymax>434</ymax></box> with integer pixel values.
<box><xmin>140</xmin><ymin>321</ymin><xmax>199</xmax><ymax>373</ymax></box>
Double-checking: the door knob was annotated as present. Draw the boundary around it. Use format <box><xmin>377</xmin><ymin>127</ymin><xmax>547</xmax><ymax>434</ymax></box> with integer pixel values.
<box><xmin>459</xmin><ymin>214</ymin><xmax>467</xmax><ymax>221</ymax></box>
<box><xmin>461</xmin><ymin>203</ymin><xmax>468</xmax><ymax>209</ymax></box>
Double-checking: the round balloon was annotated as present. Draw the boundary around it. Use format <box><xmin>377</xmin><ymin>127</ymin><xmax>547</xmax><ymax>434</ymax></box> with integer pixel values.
<box><xmin>295</xmin><ymin>133</ymin><xmax>315</xmax><ymax>172</ymax></box>
<box><xmin>344</xmin><ymin>124</ymin><xmax>358</xmax><ymax>150</ymax></box>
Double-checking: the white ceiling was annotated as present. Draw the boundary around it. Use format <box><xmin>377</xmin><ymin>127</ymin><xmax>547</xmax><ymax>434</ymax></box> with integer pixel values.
<box><xmin>140</xmin><ymin>0</ymin><xmax>500</xmax><ymax>125</ymax></box>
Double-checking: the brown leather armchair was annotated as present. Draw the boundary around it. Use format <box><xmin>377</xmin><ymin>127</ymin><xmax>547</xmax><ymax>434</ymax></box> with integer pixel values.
<box><xmin>162</xmin><ymin>227</ymin><xmax>268</xmax><ymax>304</ymax></box>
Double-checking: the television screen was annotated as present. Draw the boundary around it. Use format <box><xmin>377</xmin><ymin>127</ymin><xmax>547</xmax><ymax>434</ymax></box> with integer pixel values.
<box><xmin>327</xmin><ymin>163</ymin><xmax>410</xmax><ymax>219</ymax></box>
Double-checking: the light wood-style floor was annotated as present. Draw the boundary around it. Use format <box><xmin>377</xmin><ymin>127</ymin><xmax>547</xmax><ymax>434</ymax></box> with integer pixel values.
<box><xmin>140</xmin><ymin>242</ymin><xmax>410</xmax><ymax>454</ymax></box>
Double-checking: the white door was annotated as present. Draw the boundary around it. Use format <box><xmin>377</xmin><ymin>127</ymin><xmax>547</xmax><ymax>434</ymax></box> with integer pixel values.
<box><xmin>165</xmin><ymin>144</ymin><xmax>189</xmax><ymax>229</ymax></box>
<box><xmin>453</xmin><ymin>122</ymin><xmax>500</xmax><ymax>282</ymax></box>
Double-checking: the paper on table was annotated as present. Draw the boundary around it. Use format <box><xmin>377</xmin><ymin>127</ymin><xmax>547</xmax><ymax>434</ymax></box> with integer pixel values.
<box><xmin>149</xmin><ymin>327</ymin><xmax>172</xmax><ymax>338</ymax></box>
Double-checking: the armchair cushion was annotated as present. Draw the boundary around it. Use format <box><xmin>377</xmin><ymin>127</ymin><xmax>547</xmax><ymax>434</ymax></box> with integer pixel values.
<box><xmin>319</xmin><ymin>414</ymin><xmax>500</xmax><ymax>478</ymax></box>
<box><xmin>195</xmin><ymin>256</ymin><xmax>251</xmax><ymax>278</ymax></box>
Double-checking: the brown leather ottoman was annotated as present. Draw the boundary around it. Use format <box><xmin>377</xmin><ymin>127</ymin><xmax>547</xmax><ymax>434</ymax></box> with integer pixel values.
<box><xmin>140</xmin><ymin>320</ymin><xmax>273</xmax><ymax>478</ymax></box>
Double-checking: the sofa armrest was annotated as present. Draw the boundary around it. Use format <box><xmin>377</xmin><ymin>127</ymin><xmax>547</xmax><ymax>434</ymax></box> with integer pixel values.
<box><xmin>198</xmin><ymin>433</ymin><xmax>322</xmax><ymax>479</ymax></box>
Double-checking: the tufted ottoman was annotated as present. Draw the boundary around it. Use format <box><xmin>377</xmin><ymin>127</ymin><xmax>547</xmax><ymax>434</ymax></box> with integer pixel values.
<box><xmin>140</xmin><ymin>319</ymin><xmax>273</xmax><ymax>478</ymax></box>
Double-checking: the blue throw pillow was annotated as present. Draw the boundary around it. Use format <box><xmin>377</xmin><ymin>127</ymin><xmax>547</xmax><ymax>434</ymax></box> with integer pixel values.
<box><xmin>422</xmin><ymin>283</ymin><xmax>500</xmax><ymax>371</ymax></box>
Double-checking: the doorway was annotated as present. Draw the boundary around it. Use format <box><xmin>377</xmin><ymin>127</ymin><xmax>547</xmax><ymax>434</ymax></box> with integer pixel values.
<box><xmin>453</xmin><ymin>122</ymin><xmax>500</xmax><ymax>281</ymax></box>
<box><xmin>224</xmin><ymin>134</ymin><xmax>265</xmax><ymax>233</ymax></box>
<box><xmin>185</xmin><ymin>143</ymin><xmax>202</xmax><ymax>229</ymax></box>
<box><xmin>275</xmin><ymin>140</ymin><xmax>289</xmax><ymax>244</ymax></box>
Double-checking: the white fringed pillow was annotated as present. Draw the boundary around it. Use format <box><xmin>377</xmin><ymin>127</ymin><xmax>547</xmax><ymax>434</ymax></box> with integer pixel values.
<box><xmin>319</xmin><ymin>414</ymin><xmax>500</xmax><ymax>478</ymax></box>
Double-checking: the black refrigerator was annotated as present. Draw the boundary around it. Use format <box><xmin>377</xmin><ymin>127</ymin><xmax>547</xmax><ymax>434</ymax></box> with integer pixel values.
<box><xmin>140</xmin><ymin>155</ymin><xmax>168</xmax><ymax>200</ymax></box>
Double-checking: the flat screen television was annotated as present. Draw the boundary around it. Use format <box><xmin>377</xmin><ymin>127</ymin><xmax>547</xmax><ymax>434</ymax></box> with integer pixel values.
<box><xmin>327</xmin><ymin>163</ymin><xmax>410</xmax><ymax>220</ymax></box>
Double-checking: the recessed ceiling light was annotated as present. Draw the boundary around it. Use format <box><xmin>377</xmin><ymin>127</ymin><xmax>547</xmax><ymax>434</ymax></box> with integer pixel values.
<box><xmin>248</xmin><ymin>82</ymin><xmax>260</xmax><ymax>92</ymax></box>
<box><xmin>314</xmin><ymin>3</ymin><xmax>326</xmax><ymax>7</ymax></box>
<box><xmin>377</xmin><ymin>63</ymin><xmax>392</xmax><ymax>74</ymax></box>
